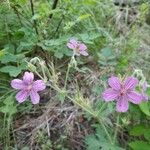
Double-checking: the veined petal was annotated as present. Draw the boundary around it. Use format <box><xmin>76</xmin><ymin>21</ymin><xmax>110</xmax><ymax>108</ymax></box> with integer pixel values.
<box><xmin>16</xmin><ymin>90</ymin><xmax>29</xmax><ymax>103</ymax></box>
<box><xmin>23</xmin><ymin>72</ymin><xmax>34</xmax><ymax>83</ymax></box>
<box><xmin>79</xmin><ymin>43</ymin><xmax>87</xmax><ymax>51</ymax></box>
<box><xmin>32</xmin><ymin>80</ymin><xmax>46</xmax><ymax>91</ymax></box>
<box><xmin>116</xmin><ymin>96</ymin><xmax>128</xmax><ymax>112</ymax></box>
<box><xmin>102</xmin><ymin>88</ymin><xmax>118</xmax><ymax>101</ymax></box>
<box><xmin>79</xmin><ymin>50</ymin><xmax>89</xmax><ymax>56</ymax></box>
<box><xmin>108</xmin><ymin>76</ymin><xmax>121</xmax><ymax>90</ymax></box>
<box><xmin>67</xmin><ymin>39</ymin><xmax>78</xmax><ymax>49</ymax></box>
<box><xmin>128</xmin><ymin>91</ymin><xmax>142</xmax><ymax>104</ymax></box>
<box><xmin>67</xmin><ymin>43</ymin><xmax>75</xmax><ymax>50</ymax></box>
<box><xmin>124</xmin><ymin>77</ymin><xmax>138</xmax><ymax>90</ymax></box>
<box><xmin>69</xmin><ymin>39</ymin><xmax>78</xmax><ymax>46</ymax></box>
<box><xmin>30</xmin><ymin>90</ymin><xmax>40</xmax><ymax>104</ymax></box>
<box><xmin>11</xmin><ymin>79</ymin><xmax>24</xmax><ymax>89</ymax></box>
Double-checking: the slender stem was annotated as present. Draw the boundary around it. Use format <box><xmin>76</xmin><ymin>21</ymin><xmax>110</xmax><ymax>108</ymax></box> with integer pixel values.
<box><xmin>97</xmin><ymin>118</ymin><xmax>113</xmax><ymax>144</ymax></box>
<box><xmin>64</xmin><ymin>63</ymin><xmax>71</xmax><ymax>89</ymax></box>
<box><xmin>113</xmin><ymin>114</ymin><xmax>120</xmax><ymax>144</ymax></box>
<box><xmin>49</xmin><ymin>0</ymin><xmax>59</xmax><ymax>19</ymax></box>
<box><xmin>41</xmin><ymin>65</ymin><xmax>47</xmax><ymax>82</ymax></box>
<box><xmin>35</xmin><ymin>71</ymin><xmax>44</xmax><ymax>81</ymax></box>
<box><xmin>30</xmin><ymin>0</ymin><xmax>38</xmax><ymax>35</ymax></box>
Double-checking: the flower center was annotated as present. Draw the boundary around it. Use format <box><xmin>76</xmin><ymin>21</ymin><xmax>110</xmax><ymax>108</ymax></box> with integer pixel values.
<box><xmin>75</xmin><ymin>45</ymin><xmax>80</xmax><ymax>52</ymax></box>
<box><xmin>26</xmin><ymin>84</ymin><xmax>33</xmax><ymax>91</ymax></box>
<box><xmin>120</xmin><ymin>88</ymin><xmax>126</xmax><ymax>96</ymax></box>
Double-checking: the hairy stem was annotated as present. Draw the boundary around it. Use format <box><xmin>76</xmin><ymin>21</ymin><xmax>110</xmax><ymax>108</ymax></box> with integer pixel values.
<box><xmin>113</xmin><ymin>114</ymin><xmax>120</xmax><ymax>144</ymax></box>
<box><xmin>64</xmin><ymin>63</ymin><xmax>71</xmax><ymax>89</ymax></box>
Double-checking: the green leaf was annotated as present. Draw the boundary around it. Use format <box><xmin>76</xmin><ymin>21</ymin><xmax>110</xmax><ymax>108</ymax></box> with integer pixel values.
<box><xmin>129</xmin><ymin>141</ymin><xmax>150</xmax><ymax>150</ymax></box>
<box><xmin>139</xmin><ymin>101</ymin><xmax>150</xmax><ymax>116</ymax></box>
<box><xmin>77</xmin><ymin>14</ymin><xmax>91</xmax><ymax>21</ymax></box>
<box><xmin>130</xmin><ymin>124</ymin><xmax>146</xmax><ymax>136</ymax></box>
<box><xmin>0</xmin><ymin>50</ymin><xmax>5</xmax><ymax>58</ymax></box>
<box><xmin>0</xmin><ymin>53</ymin><xmax>17</xmax><ymax>63</ymax></box>
<box><xmin>0</xmin><ymin>65</ymin><xmax>22</xmax><ymax>77</ymax></box>
<box><xmin>54</xmin><ymin>51</ymin><xmax>64</xmax><ymax>59</ymax></box>
<box><xmin>85</xmin><ymin>125</ymin><xmax>124</xmax><ymax>150</ymax></box>
<box><xmin>101</xmin><ymin>47</ymin><xmax>112</xmax><ymax>58</ymax></box>
<box><xmin>4</xmin><ymin>95</ymin><xmax>14</xmax><ymax>105</ymax></box>
<box><xmin>0</xmin><ymin>94</ymin><xmax>17</xmax><ymax>115</ymax></box>
<box><xmin>147</xmin><ymin>87</ymin><xmax>150</xmax><ymax>97</ymax></box>
<box><xmin>144</xmin><ymin>129</ymin><xmax>150</xmax><ymax>142</ymax></box>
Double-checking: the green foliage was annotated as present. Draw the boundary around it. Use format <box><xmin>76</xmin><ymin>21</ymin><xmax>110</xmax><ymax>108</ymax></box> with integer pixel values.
<box><xmin>0</xmin><ymin>94</ymin><xmax>17</xmax><ymax>115</ymax></box>
<box><xmin>85</xmin><ymin>125</ymin><xmax>124</xmax><ymax>150</ymax></box>
<box><xmin>0</xmin><ymin>93</ymin><xmax>17</xmax><ymax>148</ymax></box>
<box><xmin>129</xmin><ymin>141</ymin><xmax>150</xmax><ymax>150</ymax></box>
<box><xmin>129</xmin><ymin>124</ymin><xmax>150</xmax><ymax>150</ymax></box>
<box><xmin>98</xmin><ymin>47</ymin><xmax>117</xmax><ymax>67</ymax></box>
<box><xmin>139</xmin><ymin>101</ymin><xmax>150</xmax><ymax>116</ymax></box>
<box><xmin>0</xmin><ymin>0</ymin><xmax>149</xmax><ymax>149</ymax></box>
<box><xmin>36</xmin><ymin>131</ymin><xmax>52</xmax><ymax>150</ymax></box>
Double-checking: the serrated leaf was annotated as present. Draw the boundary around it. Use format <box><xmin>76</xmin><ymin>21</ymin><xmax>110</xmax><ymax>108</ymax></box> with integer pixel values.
<box><xmin>85</xmin><ymin>135</ymin><xmax>102</xmax><ymax>150</ymax></box>
<box><xmin>0</xmin><ymin>65</ymin><xmax>22</xmax><ymax>77</ymax></box>
<box><xmin>0</xmin><ymin>53</ymin><xmax>17</xmax><ymax>63</ymax></box>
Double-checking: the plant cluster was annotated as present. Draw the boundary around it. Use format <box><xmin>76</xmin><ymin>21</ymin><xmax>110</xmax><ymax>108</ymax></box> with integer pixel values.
<box><xmin>0</xmin><ymin>0</ymin><xmax>150</xmax><ymax>150</ymax></box>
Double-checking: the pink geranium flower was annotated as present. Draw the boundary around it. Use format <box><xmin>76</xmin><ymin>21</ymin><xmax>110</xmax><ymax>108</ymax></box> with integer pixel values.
<box><xmin>11</xmin><ymin>72</ymin><xmax>46</xmax><ymax>104</ymax></box>
<box><xmin>102</xmin><ymin>76</ymin><xmax>143</xmax><ymax>112</ymax></box>
<box><xmin>67</xmin><ymin>39</ymin><xmax>88</xmax><ymax>56</ymax></box>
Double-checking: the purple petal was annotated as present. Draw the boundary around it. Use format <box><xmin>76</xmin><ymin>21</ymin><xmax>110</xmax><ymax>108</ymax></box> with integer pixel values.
<box><xmin>16</xmin><ymin>90</ymin><xmax>29</xmax><ymax>103</ymax></box>
<box><xmin>69</xmin><ymin>39</ymin><xmax>78</xmax><ymax>45</ymax></box>
<box><xmin>102</xmin><ymin>88</ymin><xmax>118</xmax><ymax>101</ymax></box>
<box><xmin>124</xmin><ymin>77</ymin><xmax>138</xmax><ymax>90</ymax></box>
<box><xmin>67</xmin><ymin>43</ymin><xmax>75</xmax><ymax>50</ymax></box>
<box><xmin>23</xmin><ymin>72</ymin><xmax>34</xmax><ymax>83</ymax></box>
<box><xmin>108</xmin><ymin>76</ymin><xmax>121</xmax><ymax>90</ymax></box>
<box><xmin>79</xmin><ymin>43</ymin><xmax>87</xmax><ymax>51</ymax></box>
<box><xmin>32</xmin><ymin>80</ymin><xmax>46</xmax><ymax>91</ymax></box>
<box><xmin>79</xmin><ymin>50</ymin><xmax>89</xmax><ymax>56</ymax></box>
<box><xmin>128</xmin><ymin>91</ymin><xmax>142</xmax><ymax>104</ymax></box>
<box><xmin>116</xmin><ymin>96</ymin><xmax>129</xmax><ymax>112</ymax></box>
<box><xmin>11</xmin><ymin>79</ymin><xmax>24</xmax><ymax>89</ymax></box>
<box><xmin>30</xmin><ymin>90</ymin><xmax>40</xmax><ymax>104</ymax></box>
<box><xmin>143</xmin><ymin>82</ymin><xmax>147</xmax><ymax>91</ymax></box>
<box><xmin>142</xmin><ymin>94</ymin><xmax>149</xmax><ymax>101</ymax></box>
<box><xmin>67</xmin><ymin>39</ymin><xmax>78</xmax><ymax>49</ymax></box>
